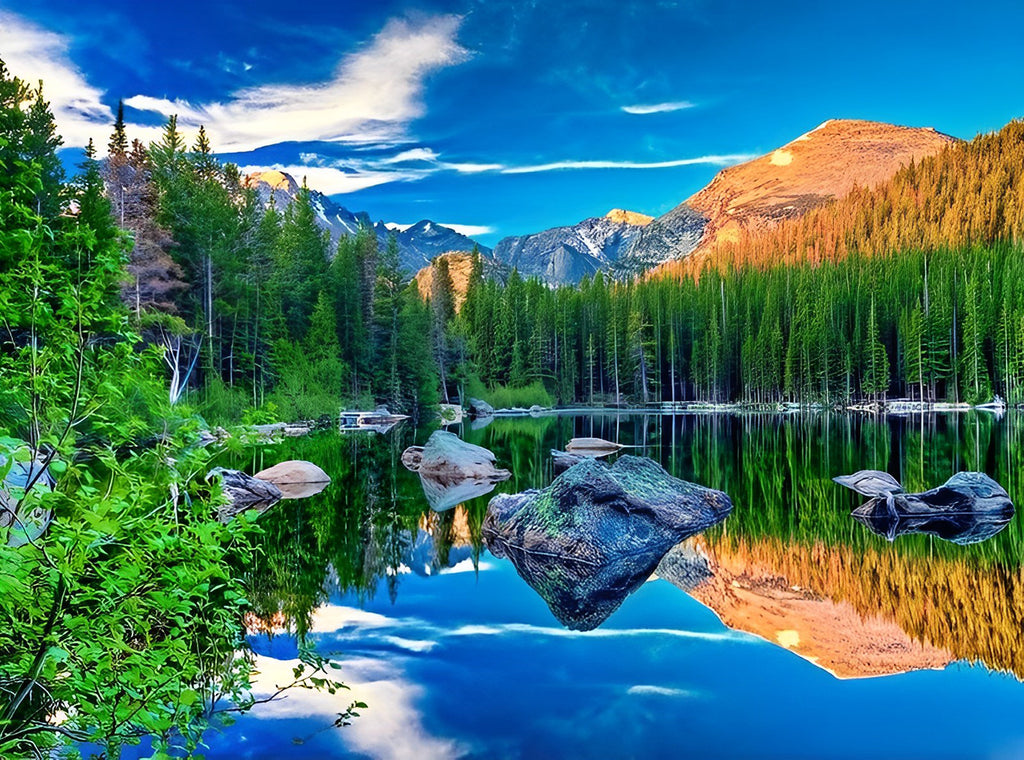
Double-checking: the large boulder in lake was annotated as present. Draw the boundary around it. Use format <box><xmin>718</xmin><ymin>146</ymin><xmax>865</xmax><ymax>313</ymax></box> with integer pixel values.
<box><xmin>403</xmin><ymin>431</ymin><xmax>511</xmax><ymax>511</ymax></box>
<box><xmin>835</xmin><ymin>470</ymin><xmax>1014</xmax><ymax>545</ymax></box>
<box><xmin>484</xmin><ymin>456</ymin><xmax>732</xmax><ymax>629</ymax></box>
<box><xmin>255</xmin><ymin>460</ymin><xmax>331</xmax><ymax>500</ymax></box>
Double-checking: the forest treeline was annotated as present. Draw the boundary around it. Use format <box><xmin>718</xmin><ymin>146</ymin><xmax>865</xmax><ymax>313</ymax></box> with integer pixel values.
<box><xmin>126</xmin><ymin>115</ymin><xmax>1024</xmax><ymax>412</ymax></box>
<box><xmin>460</xmin><ymin>243</ymin><xmax>1024</xmax><ymax>405</ymax></box>
<box><xmin>459</xmin><ymin>120</ymin><xmax>1024</xmax><ymax>406</ymax></box>
<box><xmin>99</xmin><ymin>107</ymin><xmax>441</xmax><ymax>421</ymax></box>
<box><xmin>10</xmin><ymin>83</ymin><xmax>1024</xmax><ymax>418</ymax></box>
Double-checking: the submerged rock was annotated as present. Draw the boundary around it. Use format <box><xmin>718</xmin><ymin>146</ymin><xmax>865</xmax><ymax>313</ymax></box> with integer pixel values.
<box><xmin>835</xmin><ymin>470</ymin><xmax>1014</xmax><ymax>544</ymax></box>
<box><xmin>403</xmin><ymin>431</ymin><xmax>511</xmax><ymax>511</ymax></box>
<box><xmin>484</xmin><ymin>455</ymin><xmax>732</xmax><ymax>629</ymax></box>
<box><xmin>254</xmin><ymin>460</ymin><xmax>331</xmax><ymax>500</ymax></box>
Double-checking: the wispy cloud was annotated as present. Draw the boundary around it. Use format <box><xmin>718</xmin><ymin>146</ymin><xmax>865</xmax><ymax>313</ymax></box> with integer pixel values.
<box><xmin>239</xmin><ymin>164</ymin><xmax>422</xmax><ymax>194</ymax></box>
<box><xmin>125</xmin><ymin>16</ymin><xmax>468</xmax><ymax>153</ymax></box>
<box><xmin>0</xmin><ymin>10</ymin><xmax>152</xmax><ymax>147</ymax></box>
<box><xmin>622</xmin><ymin>101</ymin><xmax>695</xmax><ymax>115</ymax></box>
<box><xmin>242</xmin><ymin>149</ymin><xmax>753</xmax><ymax>198</ymax></box>
<box><xmin>500</xmin><ymin>154</ymin><xmax>754</xmax><ymax>173</ymax></box>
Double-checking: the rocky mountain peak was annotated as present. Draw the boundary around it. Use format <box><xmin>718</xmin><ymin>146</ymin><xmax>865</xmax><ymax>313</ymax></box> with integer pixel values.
<box><xmin>605</xmin><ymin>209</ymin><xmax>654</xmax><ymax>226</ymax></box>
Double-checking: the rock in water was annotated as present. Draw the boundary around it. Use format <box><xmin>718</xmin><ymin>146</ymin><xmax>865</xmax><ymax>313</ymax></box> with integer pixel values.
<box><xmin>207</xmin><ymin>467</ymin><xmax>282</xmax><ymax>508</ymax></box>
<box><xmin>551</xmin><ymin>449</ymin><xmax>587</xmax><ymax>474</ymax></box>
<box><xmin>835</xmin><ymin>470</ymin><xmax>1014</xmax><ymax>545</ymax></box>
<box><xmin>402</xmin><ymin>431</ymin><xmax>511</xmax><ymax>511</ymax></box>
<box><xmin>467</xmin><ymin>398</ymin><xmax>495</xmax><ymax>418</ymax></box>
<box><xmin>565</xmin><ymin>437</ymin><xmax>623</xmax><ymax>458</ymax></box>
<box><xmin>1</xmin><ymin>451</ymin><xmax>54</xmax><ymax>548</ymax></box>
<box><xmin>832</xmin><ymin>470</ymin><xmax>904</xmax><ymax>497</ymax></box>
<box><xmin>484</xmin><ymin>456</ymin><xmax>732</xmax><ymax>630</ymax></box>
<box><xmin>254</xmin><ymin>460</ymin><xmax>331</xmax><ymax>500</ymax></box>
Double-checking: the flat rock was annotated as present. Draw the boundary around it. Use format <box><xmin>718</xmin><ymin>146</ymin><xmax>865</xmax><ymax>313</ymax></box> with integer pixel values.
<box><xmin>565</xmin><ymin>437</ymin><xmax>623</xmax><ymax>458</ymax></box>
<box><xmin>255</xmin><ymin>460</ymin><xmax>330</xmax><ymax>484</ymax></box>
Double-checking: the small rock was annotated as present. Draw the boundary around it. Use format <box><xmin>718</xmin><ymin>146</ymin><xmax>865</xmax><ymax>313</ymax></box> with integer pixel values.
<box><xmin>255</xmin><ymin>460</ymin><xmax>331</xmax><ymax>500</ymax></box>
<box><xmin>565</xmin><ymin>437</ymin><xmax>623</xmax><ymax>458</ymax></box>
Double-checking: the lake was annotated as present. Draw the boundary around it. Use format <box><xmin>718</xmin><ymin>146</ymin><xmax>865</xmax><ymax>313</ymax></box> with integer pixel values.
<box><xmin>192</xmin><ymin>411</ymin><xmax>1024</xmax><ymax>759</ymax></box>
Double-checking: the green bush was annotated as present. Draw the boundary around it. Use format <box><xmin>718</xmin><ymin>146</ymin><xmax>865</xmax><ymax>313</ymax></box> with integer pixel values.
<box><xmin>465</xmin><ymin>377</ymin><xmax>554</xmax><ymax>409</ymax></box>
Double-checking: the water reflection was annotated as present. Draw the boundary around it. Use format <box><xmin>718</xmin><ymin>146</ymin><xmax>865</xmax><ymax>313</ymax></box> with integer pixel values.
<box><xmin>835</xmin><ymin>469</ymin><xmax>1014</xmax><ymax>545</ymax></box>
<box><xmin>219</xmin><ymin>410</ymin><xmax>1024</xmax><ymax>680</ymax></box>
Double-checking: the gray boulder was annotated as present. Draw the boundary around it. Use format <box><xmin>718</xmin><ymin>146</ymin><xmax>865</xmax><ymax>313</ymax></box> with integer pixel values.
<box><xmin>467</xmin><ymin>398</ymin><xmax>495</xmax><ymax>417</ymax></box>
<box><xmin>1</xmin><ymin>451</ymin><xmax>54</xmax><ymax>548</ymax></box>
<box><xmin>484</xmin><ymin>456</ymin><xmax>732</xmax><ymax>629</ymax></box>
<box><xmin>208</xmin><ymin>468</ymin><xmax>282</xmax><ymax>508</ymax></box>
<box><xmin>551</xmin><ymin>449</ymin><xmax>587</xmax><ymax>474</ymax></box>
<box><xmin>255</xmin><ymin>460</ymin><xmax>331</xmax><ymax>500</ymax></box>
<box><xmin>403</xmin><ymin>431</ymin><xmax>511</xmax><ymax>511</ymax></box>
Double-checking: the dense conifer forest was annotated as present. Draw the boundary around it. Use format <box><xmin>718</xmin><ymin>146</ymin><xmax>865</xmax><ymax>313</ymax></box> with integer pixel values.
<box><xmin>97</xmin><ymin>110</ymin><xmax>1024</xmax><ymax>413</ymax></box>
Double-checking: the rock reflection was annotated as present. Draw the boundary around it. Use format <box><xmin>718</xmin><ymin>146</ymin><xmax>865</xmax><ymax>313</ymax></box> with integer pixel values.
<box><xmin>852</xmin><ymin>501</ymin><xmax>1013</xmax><ymax>544</ymax></box>
<box><xmin>834</xmin><ymin>470</ymin><xmax>1014</xmax><ymax>545</ymax></box>
<box><xmin>484</xmin><ymin>456</ymin><xmax>731</xmax><ymax>630</ymax></box>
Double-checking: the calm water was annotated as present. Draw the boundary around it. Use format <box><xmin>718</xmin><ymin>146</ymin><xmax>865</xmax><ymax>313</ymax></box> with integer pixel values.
<box><xmin>193</xmin><ymin>412</ymin><xmax>1024</xmax><ymax>759</ymax></box>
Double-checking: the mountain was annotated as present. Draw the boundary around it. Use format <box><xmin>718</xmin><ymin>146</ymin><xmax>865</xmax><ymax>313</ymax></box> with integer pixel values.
<box><xmin>490</xmin><ymin>119</ymin><xmax>958</xmax><ymax>285</ymax></box>
<box><xmin>391</xmin><ymin>220</ymin><xmax>492</xmax><ymax>272</ymax></box>
<box><xmin>412</xmin><ymin>251</ymin><xmax>508</xmax><ymax>311</ymax></box>
<box><xmin>492</xmin><ymin>209</ymin><xmax>654</xmax><ymax>285</ymax></box>
<box><xmin>243</xmin><ymin>170</ymin><xmax>491</xmax><ymax>273</ymax></box>
<box><xmin>629</xmin><ymin>119</ymin><xmax>959</xmax><ymax>272</ymax></box>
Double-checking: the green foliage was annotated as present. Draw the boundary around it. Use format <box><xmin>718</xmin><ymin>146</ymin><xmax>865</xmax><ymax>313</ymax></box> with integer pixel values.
<box><xmin>0</xmin><ymin>78</ymin><xmax>344</xmax><ymax>758</ymax></box>
<box><xmin>466</xmin><ymin>378</ymin><xmax>554</xmax><ymax>409</ymax></box>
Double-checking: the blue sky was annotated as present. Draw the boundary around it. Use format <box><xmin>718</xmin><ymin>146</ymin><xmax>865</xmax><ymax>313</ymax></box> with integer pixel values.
<box><xmin>2</xmin><ymin>0</ymin><xmax>1023</xmax><ymax>245</ymax></box>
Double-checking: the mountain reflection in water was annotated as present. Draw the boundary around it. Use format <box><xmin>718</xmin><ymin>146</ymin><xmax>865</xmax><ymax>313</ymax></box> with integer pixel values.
<box><xmin>196</xmin><ymin>411</ymin><xmax>1024</xmax><ymax>759</ymax></box>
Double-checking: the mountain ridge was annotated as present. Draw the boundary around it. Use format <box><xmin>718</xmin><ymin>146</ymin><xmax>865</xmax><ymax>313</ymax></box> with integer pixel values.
<box><xmin>243</xmin><ymin>170</ymin><xmax>492</xmax><ymax>273</ymax></box>
<box><xmin>488</xmin><ymin>119</ymin><xmax>959</xmax><ymax>284</ymax></box>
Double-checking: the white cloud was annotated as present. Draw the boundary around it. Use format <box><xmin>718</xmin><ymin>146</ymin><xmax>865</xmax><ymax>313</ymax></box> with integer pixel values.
<box><xmin>249</xmin><ymin>655</ymin><xmax>462</xmax><ymax>760</ymax></box>
<box><xmin>125</xmin><ymin>15</ymin><xmax>468</xmax><ymax>153</ymax></box>
<box><xmin>447</xmin><ymin>161</ymin><xmax>506</xmax><ymax>173</ymax></box>
<box><xmin>622</xmin><ymin>101</ymin><xmax>695</xmax><ymax>115</ymax></box>
<box><xmin>626</xmin><ymin>684</ymin><xmax>698</xmax><ymax>697</ymax></box>
<box><xmin>239</xmin><ymin>164</ymin><xmax>420</xmax><ymax>194</ymax></box>
<box><xmin>447</xmin><ymin>622</ymin><xmax>752</xmax><ymax>642</ymax></box>
<box><xmin>500</xmin><ymin>154</ymin><xmax>755</xmax><ymax>174</ymax></box>
<box><xmin>381</xmin><ymin>147</ymin><xmax>442</xmax><ymax>164</ymax></box>
<box><xmin>0</xmin><ymin>11</ymin><xmax>160</xmax><ymax>147</ymax></box>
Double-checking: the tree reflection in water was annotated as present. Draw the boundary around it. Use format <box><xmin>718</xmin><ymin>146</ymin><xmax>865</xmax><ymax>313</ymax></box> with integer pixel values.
<box><xmin>222</xmin><ymin>410</ymin><xmax>1024</xmax><ymax>679</ymax></box>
